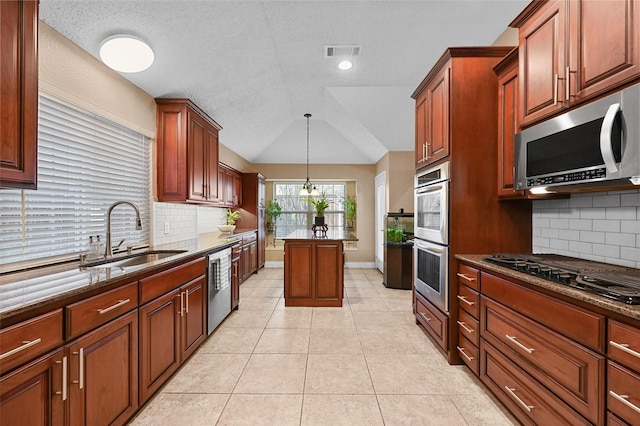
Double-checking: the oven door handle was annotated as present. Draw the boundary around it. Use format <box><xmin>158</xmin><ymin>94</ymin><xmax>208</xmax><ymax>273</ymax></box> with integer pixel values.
<box><xmin>414</xmin><ymin>241</ymin><xmax>444</xmax><ymax>254</ymax></box>
<box><xmin>416</xmin><ymin>184</ymin><xmax>444</xmax><ymax>194</ymax></box>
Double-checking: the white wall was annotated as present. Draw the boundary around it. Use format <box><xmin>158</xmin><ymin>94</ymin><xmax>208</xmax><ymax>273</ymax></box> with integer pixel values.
<box><xmin>532</xmin><ymin>189</ymin><xmax>640</xmax><ymax>268</ymax></box>
<box><xmin>152</xmin><ymin>203</ymin><xmax>226</xmax><ymax>248</ymax></box>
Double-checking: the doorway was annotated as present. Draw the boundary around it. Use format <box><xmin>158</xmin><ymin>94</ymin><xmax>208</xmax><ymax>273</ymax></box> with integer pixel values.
<box><xmin>374</xmin><ymin>172</ymin><xmax>386</xmax><ymax>272</ymax></box>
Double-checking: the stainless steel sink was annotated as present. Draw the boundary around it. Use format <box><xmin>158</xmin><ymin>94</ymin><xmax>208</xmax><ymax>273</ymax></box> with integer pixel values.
<box><xmin>81</xmin><ymin>250</ymin><xmax>187</xmax><ymax>269</ymax></box>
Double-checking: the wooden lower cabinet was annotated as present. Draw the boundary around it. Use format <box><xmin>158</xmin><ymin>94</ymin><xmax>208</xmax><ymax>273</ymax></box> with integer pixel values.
<box><xmin>231</xmin><ymin>244</ymin><xmax>241</xmax><ymax>310</ymax></box>
<box><xmin>414</xmin><ymin>292</ymin><xmax>448</xmax><ymax>351</ymax></box>
<box><xmin>0</xmin><ymin>348</ymin><xmax>65</xmax><ymax>426</ymax></box>
<box><xmin>67</xmin><ymin>310</ymin><xmax>138</xmax><ymax>426</ymax></box>
<box><xmin>139</xmin><ymin>275</ymin><xmax>206</xmax><ymax>402</ymax></box>
<box><xmin>608</xmin><ymin>362</ymin><xmax>640</xmax><ymax>425</ymax></box>
<box><xmin>240</xmin><ymin>233</ymin><xmax>258</xmax><ymax>283</ymax></box>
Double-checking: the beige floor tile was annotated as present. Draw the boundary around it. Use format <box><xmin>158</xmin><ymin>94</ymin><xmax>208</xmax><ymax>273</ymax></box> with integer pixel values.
<box><xmin>220</xmin><ymin>310</ymin><xmax>272</xmax><ymax>328</ymax></box>
<box><xmin>238</xmin><ymin>280</ymin><xmax>261</xmax><ymax>289</ymax></box>
<box><xmin>345</xmin><ymin>286</ymin><xmax>381</xmax><ymax>298</ymax></box>
<box><xmin>366</xmin><ymin>353</ymin><xmax>445</xmax><ymax>394</ymax></box>
<box><xmin>301</xmin><ymin>394</ymin><xmax>383</xmax><ymax>426</ymax></box>
<box><xmin>253</xmin><ymin>279</ymin><xmax>285</xmax><ymax>288</ymax></box>
<box><xmin>253</xmin><ymin>328</ymin><xmax>310</xmax><ymax>353</ymax></box>
<box><xmin>258</xmin><ymin>269</ymin><xmax>284</xmax><ymax>280</ymax></box>
<box><xmin>234</xmin><ymin>353</ymin><xmax>307</xmax><ymax>393</ymax></box>
<box><xmin>129</xmin><ymin>393</ymin><xmax>229</xmax><ymax>426</ymax></box>
<box><xmin>199</xmin><ymin>327</ymin><xmax>263</xmax><ymax>353</ymax></box>
<box><xmin>450</xmin><ymin>391</ymin><xmax>519</xmax><ymax>425</ymax></box>
<box><xmin>344</xmin><ymin>270</ymin><xmax>369</xmax><ymax>280</ymax></box>
<box><xmin>435</xmin><ymin>365</ymin><xmax>488</xmax><ymax>395</ymax></box>
<box><xmin>377</xmin><ymin>394</ymin><xmax>468</xmax><ymax>425</ymax></box>
<box><xmin>216</xmin><ymin>394</ymin><xmax>303</xmax><ymax>426</ymax></box>
<box><xmin>238</xmin><ymin>296</ymin><xmax>279</xmax><ymax>311</ymax></box>
<box><xmin>266</xmin><ymin>309</ymin><xmax>313</xmax><ymax>328</ymax></box>
<box><xmin>349</xmin><ymin>297</ymin><xmax>390</xmax><ymax>311</ymax></box>
<box><xmin>239</xmin><ymin>285</ymin><xmax>256</xmax><ymax>298</ymax></box>
<box><xmin>382</xmin><ymin>297</ymin><xmax>413</xmax><ymax>312</ymax></box>
<box><xmin>344</xmin><ymin>279</ymin><xmax>375</xmax><ymax>288</ymax></box>
<box><xmin>163</xmin><ymin>353</ymin><xmax>250</xmax><ymax>393</ymax></box>
<box><xmin>311</xmin><ymin>309</ymin><xmax>356</xmax><ymax>329</ymax></box>
<box><xmin>374</xmin><ymin>286</ymin><xmax>413</xmax><ymax>299</ymax></box>
<box><xmin>352</xmin><ymin>311</ymin><xmax>413</xmax><ymax>329</ymax></box>
<box><xmin>247</xmin><ymin>286</ymin><xmax>283</xmax><ymax>298</ymax></box>
<box><xmin>358</xmin><ymin>329</ymin><xmax>420</xmax><ymax>354</ymax></box>
<box><xmin>305</xmin><ymin>353</ymin><xmax>374</xmax><ymax>394</ymax></box>
<box><xmin>308</xmin><ymin>328</ymin><xmax>362</xmax><ymax>354</ymax></box>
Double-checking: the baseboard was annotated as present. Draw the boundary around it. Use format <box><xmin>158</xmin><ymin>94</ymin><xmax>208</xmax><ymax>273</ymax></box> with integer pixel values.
<box><xmin>264</xmin><ymin>261</ymin><xmax>284</xmax><ymax>268</ymax></box>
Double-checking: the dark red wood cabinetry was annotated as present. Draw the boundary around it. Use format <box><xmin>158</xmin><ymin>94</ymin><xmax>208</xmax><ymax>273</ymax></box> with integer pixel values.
<box><xmin>218</xmin><ymin>163</ymin><xmax>242</xmax><ymax>207</ymax></box>
<box><xmin>231</xmin><ymin>243</ymin><xmax>241</xmax><ymax>310</ymax></box>
<box><xmin>0</xmin><ymin>0</ymin><xmax>39</xmax><ymax>189</ymax></box>
<box><xmin>242</xmin><ymin>173</ymin><xmax>266</xmax><ymax>270</ymax></box>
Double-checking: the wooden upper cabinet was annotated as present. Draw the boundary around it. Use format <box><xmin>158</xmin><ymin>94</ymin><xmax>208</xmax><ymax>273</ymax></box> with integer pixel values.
<box><xmin>217</xmin><ymin>163</ymin><xmax>242</xmax><ymax>207</ymax></box>
<box><xmin>514</xmin><ymin>0</ymin><xmax>640</xmax><ymax>127</ymax></box>
<box><xmin>0</xmin><ymin>0</ymin><xmax>38</xmax><ymax>189</ymax></box>
<box><xmin>156</xmin><ymin>99</ymin><xmax>221</xmax><ymax>204</ymax></box>
<box><xmin>414</xmin><ymin>95</ymin><xmax>427</xmax><ymax>169</ymax></box>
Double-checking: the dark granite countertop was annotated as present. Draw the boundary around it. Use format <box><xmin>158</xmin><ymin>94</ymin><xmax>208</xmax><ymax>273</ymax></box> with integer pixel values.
<box><xmin>0</xmin><ymin>230</ymin><xmax>257</xmax><ymax>322</ymax></box>
<box><xmin>456</xmin><ymin>254</ymin><xmax>640</xmax><ymax>321</ymax></box>
<box><xmin>283</xmin><ymin>229</ymin><xmax>358</xmax><ymax>241</ymax></box>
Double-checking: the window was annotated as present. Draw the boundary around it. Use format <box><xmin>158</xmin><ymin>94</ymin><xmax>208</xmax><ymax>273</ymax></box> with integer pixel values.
<box><xmin>0</xmin><ymin>94</ymin><xmax>151</xmax><ymax>268</ymax></box>
<box><xmin>273</xmin><ymin>182</ymin><xmax>345</xmax><ymax>239</ymax></box>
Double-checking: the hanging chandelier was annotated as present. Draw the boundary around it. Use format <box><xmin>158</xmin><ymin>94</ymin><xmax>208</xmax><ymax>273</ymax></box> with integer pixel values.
<box><xmin>300</xmin><ymin>113</ymin><xmax>319</xmax><ymax>196</ymax></box>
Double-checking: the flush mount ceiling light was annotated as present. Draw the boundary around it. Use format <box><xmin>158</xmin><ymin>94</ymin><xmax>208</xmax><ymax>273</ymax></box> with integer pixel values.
<box><xmin>300</xmin><ymin>113</ymin><xmax>319</xmax><ymax>196</ymax></box>
<box><xmin>99</xmin><ymin>34</ymin><xmax>154</xmax><ymax>73</ymax></box>
<box><xmin>338</xmin><ymin>60</ymin><xmax>353</xmax><ymax>70</ymax></box>
<box><xmin>325</xmin><ymin>44</ymin><xmax>361</xmax><ymax>71</ymax></box>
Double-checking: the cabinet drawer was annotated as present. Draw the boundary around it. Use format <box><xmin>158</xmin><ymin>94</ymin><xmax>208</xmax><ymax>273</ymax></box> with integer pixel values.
<box><xmin>140</xmin><ymin>257</ymin><xmax>206</xmax><ymax>303</ymax></box>
<box><xmin>457</xmin><ymin>333</ymin><xmax>478</xmax><ymax>376</ymax></box>
<box><xmin>480</xmin><ymin>340</ymin><xmax>590</xmax><ymax>426</ymax></box>
<box><xmin>415</xmin><ymin>293</ymin><xmax>447</xmax><ymax>350</ymax></box>
<box><xmin>608</xmin><ymin>362</ymin><xmax>640</xmax><ymax>425</ymax></box>
<box><xmin>242</xmin><ymin>233</ymin><xmax>257</xmax><ymax>244</ymax></box>
<box><xmin>457</xmin><ymin>284</ymin><xmax>479</xmax><ymax>319</ymax></box>
<box><xmin>66</xmin><ymin>282</ymin><xmax>138</xmax><ymax>340</ymax></box>
<box><xmin>232</xmin><ymin>243</ymin><xmax>242</xmax><ymax>259</ymax></box>
<box><xmin>608</xmin><ymin>412</ymin><xmax>630</xmax><ymax>426</ymax></box>
<box><xmin>457</xmin><ymin>264</ymin><xmax>479</xmax><ymax>291</ymax></box>
<box><xmin>609</xmin><ymin>320</ymin><xmax>640</xmax><ymax>373</ymax></box>
<box><xmin>481</xmin><ymin>296</ymin><xmax>604</xmax><ymax>424</ymax></box>
<box><xmin>481</xmin><ymin>272</ymin><xmax>605</xmax><ymax>351</ymax></box>
<box><xmin>457</xmin><ymin>309</ymin><xmax>479</xmax><ymax>347</ymax></box>
<box><xmin>0</xmin><ymin>309</ymin><xmax>63</xmax><ymax>375</ymax></box>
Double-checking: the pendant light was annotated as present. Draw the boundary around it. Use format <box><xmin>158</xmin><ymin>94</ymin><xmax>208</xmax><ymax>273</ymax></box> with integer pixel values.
<box><xmin>300</xmin><ymin>113</ymin><xmax>319</xmax><ymax>196</ymax></box>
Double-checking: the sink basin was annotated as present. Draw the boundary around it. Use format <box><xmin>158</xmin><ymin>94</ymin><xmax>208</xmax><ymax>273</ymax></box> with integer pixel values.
<box><xmin>82</xmin><ymin>250</ymin><xmax>187</xmax><ymax>269</ymax></box>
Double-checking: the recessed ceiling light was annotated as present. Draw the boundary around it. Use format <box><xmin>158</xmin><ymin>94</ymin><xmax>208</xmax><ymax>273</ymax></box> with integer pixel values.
<box><xmin>99</xmin><ymin>35</ymin><xmax>154</xmax><ymax>73</ymax></box>
<box><xmin>338</xmin><ymin>60</ymin><xmax>353</xmax><ymax>70</ymax></box>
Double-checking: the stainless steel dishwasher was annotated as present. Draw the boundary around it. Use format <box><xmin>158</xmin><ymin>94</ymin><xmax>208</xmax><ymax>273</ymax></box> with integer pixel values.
<box><xmin>207</xmin><ymin>247</ymin><xmax>232</xmax><ymax>335</ymax></box>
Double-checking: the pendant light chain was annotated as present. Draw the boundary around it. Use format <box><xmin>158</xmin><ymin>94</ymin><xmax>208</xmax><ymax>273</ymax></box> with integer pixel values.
<box><xmin>306</xmin><ymin>113</ymin><xmax>310</xmax><ymax>185</ymax></box>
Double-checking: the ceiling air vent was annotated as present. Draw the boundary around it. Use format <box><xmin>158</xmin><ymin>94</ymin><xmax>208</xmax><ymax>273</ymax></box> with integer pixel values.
<box><xmin>325</xmin><ymin>45</ymin><xmax>362</xmax><ymax>58</ymax></box>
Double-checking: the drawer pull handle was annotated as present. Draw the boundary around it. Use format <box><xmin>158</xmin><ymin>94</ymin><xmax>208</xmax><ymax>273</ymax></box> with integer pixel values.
<box><xmin>456</xmin><ymin>273</ymin><xmax>475</xmax><ymax>282</ymax></box>
<box><xmin>610</xmin><ymin>340</ymin><xmax>640</xmax><ymax>359</ymax></box>
<box><xmin>457</xmin><ymin>320</ymin><xmax>474</xmax><ymax>334</ymax></box>
<box><xmin>609</xmin><ymin>391</ymin><xmax>640</xmax><ymax>414</ymax></box>
<box><xmin>97</xmin><ymin>298</ymin><xmax>131</xmax><ymax>315</ymax></box>
<box><xmin>0</xmin><ymin>338</ymin><xmax>42</xmax><ymax>360</ymax></box>
<box><xmin>505</xmin><ymin>386</ymin><xmax>534</xmax><ymax>412</ymax></box>
<box><xmin>54</xmin><ymin>356</ymin><xmax>68</xmax><ymax>401</ymax></box>
<box><xmin>456</xmin><ymin>346</ymin><xmax>474</xmax><ymax>362</ymax></box>
<box><xmin>418</xmin><ymin>312</ymin><xmax>432</xmax><ymax>322</ymax></box>
<box><xmin>457</xmin><ymin>295</ymin><xmax>475</xmax><ymax>306</ymax></box>
<box><xmin>506</xmin><ymin>335</ymin><xmax>535</xmax><ymax>354</ymax></box>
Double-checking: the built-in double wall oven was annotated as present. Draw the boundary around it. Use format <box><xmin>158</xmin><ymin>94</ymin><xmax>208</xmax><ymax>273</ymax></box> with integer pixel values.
<box><xmin>414</xmin><ymin>162</ymin><xmax>450</xmax><ymax>313</ymax></box>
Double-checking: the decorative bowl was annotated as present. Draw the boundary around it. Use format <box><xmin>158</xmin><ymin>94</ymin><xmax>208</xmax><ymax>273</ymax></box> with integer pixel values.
<box><xmin>217</xmin><ymin>224</ymin><xmax>236</xmax><ymax>233</ymax></box>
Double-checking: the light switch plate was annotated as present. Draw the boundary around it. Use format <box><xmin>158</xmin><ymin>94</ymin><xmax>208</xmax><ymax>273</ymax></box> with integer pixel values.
<box><xmin>164</xmin><ymin>222</ymin><xmax>170</xmax><ymax>235</ymax></box>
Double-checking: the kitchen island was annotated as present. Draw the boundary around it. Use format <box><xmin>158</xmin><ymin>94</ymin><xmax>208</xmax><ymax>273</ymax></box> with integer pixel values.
<box><xmin>283</xmin><ymin>229</ymin><xmax>357</xmax><ymax>307</ymax></box>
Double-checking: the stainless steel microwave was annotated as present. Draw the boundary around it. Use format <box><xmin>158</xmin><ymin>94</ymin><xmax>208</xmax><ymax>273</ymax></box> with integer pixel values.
<box><xmin>514</xmin><ymin>83</ymin><xmax>640</xmax><ymax>191</ymax></box>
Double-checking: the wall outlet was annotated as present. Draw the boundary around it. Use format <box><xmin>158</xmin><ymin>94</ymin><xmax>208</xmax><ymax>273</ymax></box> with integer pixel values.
<box><xmin>164</xmin><ymin>222</ymin><xmax>170</xmax><ymax>235</ymax></box>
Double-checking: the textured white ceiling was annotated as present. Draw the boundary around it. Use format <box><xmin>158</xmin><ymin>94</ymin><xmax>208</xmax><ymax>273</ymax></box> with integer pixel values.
<box><xmin>39</xmin><ymin>0</ymin><xmax>527</xmax><ymax>164</ymax></box>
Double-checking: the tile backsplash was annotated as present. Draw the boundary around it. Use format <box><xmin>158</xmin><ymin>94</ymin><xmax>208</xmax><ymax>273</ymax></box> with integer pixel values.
<box><xmin>532</xmin><ymin>189</ymin><xmax>640</xmax><ymax>268</ymax></box>
<box><xmin>152</xmin><ymin>202</ymin><xmax>226</xmax><ymax>247</ymax></box>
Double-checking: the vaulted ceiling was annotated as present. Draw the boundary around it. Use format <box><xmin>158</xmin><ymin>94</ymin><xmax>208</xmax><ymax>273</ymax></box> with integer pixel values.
<box><xmin>39</xmin><ymin>0</ymin><xmax>528</xmax><ymax>164</ymax></box>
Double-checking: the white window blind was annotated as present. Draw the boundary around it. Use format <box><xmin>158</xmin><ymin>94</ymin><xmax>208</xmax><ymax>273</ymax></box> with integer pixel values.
<box><xmin>0</xmin><ymin>94</ymin><xmax>151</xmax><ymax>267</ymax></box>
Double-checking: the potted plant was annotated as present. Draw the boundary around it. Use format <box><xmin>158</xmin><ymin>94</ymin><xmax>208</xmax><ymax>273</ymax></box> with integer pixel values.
<box><xmin>265</xmin><ymin>200</ymin><xmax>282</xmax><ymax>245</ymax></box>
<box><xmin>306</xmin><ymin>193</ymin><xmax>330</xmax><ymax>226</ymax></box>
<box><xmin>218</xmin><ymin>209</ymin><xmax>241</xmax><ymax>233</ymax></box>
<box><xmin>343</xmin><ymin>195</ymin><xmax>356</xmax><ymax>230</ymax></box>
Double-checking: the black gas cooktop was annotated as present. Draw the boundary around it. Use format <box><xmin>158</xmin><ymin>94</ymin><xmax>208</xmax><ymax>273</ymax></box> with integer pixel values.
<box><xmin>485</xmin><ymin>254</ymin><xmax>640</xmax><ymax>305</ymax></box>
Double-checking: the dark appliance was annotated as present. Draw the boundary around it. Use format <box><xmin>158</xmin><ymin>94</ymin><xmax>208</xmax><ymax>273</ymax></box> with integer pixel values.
<box><xmin>514</xmin><ymin>83</ymin><xmax>640</xmax><ymax>192</ymax></box>
<box><xmin>486</xmin><ymin>253</ymin><xmax>640</xmax><ymax>305</ymax></box>
<box><xmin>383</xmin><ymin>212</ymin><xmax>413</xmax><ymax>290</ymax></box>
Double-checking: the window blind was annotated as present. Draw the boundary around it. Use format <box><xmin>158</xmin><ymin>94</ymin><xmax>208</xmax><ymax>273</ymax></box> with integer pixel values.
<box><xmin>0</xmin><ymin>94</ymin><xmax>151</xmax><ymax>267</ymax></box>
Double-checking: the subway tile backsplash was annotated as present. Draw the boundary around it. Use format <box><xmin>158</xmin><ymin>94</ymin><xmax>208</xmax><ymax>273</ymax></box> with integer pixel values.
<box><xmin>152</xmin><ymin>202</ymin><xmax>226</xmax><ymax>247</ymax></box>
<box><xmin>532</xmin><ymin>189</ymin><xmax>640</xmax><ymax>268</ymax></box>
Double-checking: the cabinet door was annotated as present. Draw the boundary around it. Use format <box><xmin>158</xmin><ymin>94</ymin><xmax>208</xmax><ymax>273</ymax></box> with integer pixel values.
<box><xmin>249</xmin><ymin>241</ymin><xmax>258</xmax><ymax>274</ymax></box>
<box><xmin>180</xmin><ymin>276</ymin><xmax>206</xmax><ymax>361</ymax></box>
<box><xmin>568</xmin><ymin>0</ymin><xmax>640</xmax><ymax>101</ymax></box>
<box><xmin>139</xmin><ymin>290</ymin><xmax>180</xmax><ymax>403</ymax></box>
<box><xmin>231</xmin><ymin>259</ymin><xmax>240</xmax><ymax>310</ymax></box>
<box><xmin>217</xmin><ymin>167</ymin><xmax>227</xmax><ymax>205</ymax></box>
<box><xmin>258</xmin><ymin>208</ymin><xmax>265</xmax><ymax>268</ymax></box>
<box><xmin>313</xmin><ymin>242</ymin><xmax>342</xmax><ymax>301</ymax></box>
<box><xmin>425</xmin><ymin>64</ymin><xmax>450</xmax><ymax>165</ymax></box>
<box><xmin>0</xmin><ymin>0</ymin><xmax>38</xmax><ymax>189</ymax></box>
<box><xmin>519</xmin><ymin>0</ymin><xmax>567</xmax><ymax>127</ymax></box>
<box><xmin>206</xmin><ymin>126</ymin><xmax>220</xmax><ymax>202</ymax></box>
<box><xmin>415</xmin><ymin>95</ymin><xmax>427</xmax><ymax>169</ymax></box>
<box><xmin>67</xmin><ymin>310</ymin><xmax>138</xmax><ymax>426</ymax></box>
<box><xmin>188</xmin><ymin>112</ymin><xmax>208</xmax><ymax>202</ymax></box>
<box><xmin>0</xmin><ymin>349</ymin><xmax>65</xmax><ymax>426</ymax></box>
<box><xmin>233</xmin><ymin>172</ymin><xmax>242</xmax><ymax>206</ymax></box>
<box><xmin>284</xmin><ymin>242</ymin><xmax>313</xmax><ymax>300</ymax></box>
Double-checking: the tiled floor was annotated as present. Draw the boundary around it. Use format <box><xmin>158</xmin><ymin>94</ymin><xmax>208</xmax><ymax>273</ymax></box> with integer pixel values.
<box><xmin>129</xmin><ymin>268</ymin><xmax>518</xmax><ymax>425</ymax></box>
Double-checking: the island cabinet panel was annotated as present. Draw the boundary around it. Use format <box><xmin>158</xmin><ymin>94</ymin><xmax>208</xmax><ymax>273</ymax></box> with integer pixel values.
<box><xmin>284</xmin><ymin>240</ymin><xmax>344</xmax><ymax>307</ymax></box>
<box><xmin>67</xmin><ymin>310</ymin><xmax>138</xmax><ymax>426</ymax></box>
<box><xmin>0</xmin><ymin>0</ymin><xmax>39</xmax><ymax>189</ymax></box>
<box><xmin>0</xmin><ymin>348</ymin><xmax>65</xmax><ymax>426</ymax></box>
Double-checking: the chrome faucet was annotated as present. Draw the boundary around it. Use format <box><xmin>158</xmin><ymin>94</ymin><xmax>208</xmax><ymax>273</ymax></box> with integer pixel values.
<box><xmin>105</xmin><ymin>201</ymin><xmax>142</xmax><ymax>259</ymax></box>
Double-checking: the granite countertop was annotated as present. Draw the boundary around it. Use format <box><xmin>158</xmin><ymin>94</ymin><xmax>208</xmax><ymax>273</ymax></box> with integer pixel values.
<box><xmin>456</xmin><ymin>254</ymin><xmax>640</xmax><ymax>321</ymax></box>
<box><xmin>283</xmin><ymin>229</ymin><xmax>358</xmax><ymax>241</ymax></box>
<box><xmin>0</xmin><ymin>230</ymin><xmax>257</xmax><ymax>322</ymax></box>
